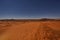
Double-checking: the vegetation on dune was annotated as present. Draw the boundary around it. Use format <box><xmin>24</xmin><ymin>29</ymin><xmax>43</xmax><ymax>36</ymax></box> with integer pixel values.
<box><xmin>35</xmin><ymin>26</ymin><xmax>60</xmax><ymax>40</ymax></box>
<box><xmin>0</xmin><ymin>22</ymin><xmax>11</xmax><ymax>35</ymax></box>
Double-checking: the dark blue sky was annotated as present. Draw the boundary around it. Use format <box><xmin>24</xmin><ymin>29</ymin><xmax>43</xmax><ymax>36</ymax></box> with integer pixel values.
<box><xmin>0</xmin><ymin>0</ymin><xmax>60</xmax><ymax>19</ymax></box>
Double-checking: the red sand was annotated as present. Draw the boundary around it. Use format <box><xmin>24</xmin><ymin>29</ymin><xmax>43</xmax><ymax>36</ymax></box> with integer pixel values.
<box><xmin>0</xmin><ymin>20</ymin><xmax>60</xmax><ymax>40</ymax></box>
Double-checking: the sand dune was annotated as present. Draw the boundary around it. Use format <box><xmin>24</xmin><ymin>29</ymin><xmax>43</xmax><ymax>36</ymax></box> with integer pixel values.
<box><xmin>0</xmin><ymin>19</ymin><xmax>60</xmax><ymax>40</ymax></box>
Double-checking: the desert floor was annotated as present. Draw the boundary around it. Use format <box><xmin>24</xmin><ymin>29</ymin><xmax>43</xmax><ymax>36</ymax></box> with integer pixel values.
<box><xmin>0</xmin><ymin>21</ymin><xmax>60</xmax><ymax>40</ymax></box>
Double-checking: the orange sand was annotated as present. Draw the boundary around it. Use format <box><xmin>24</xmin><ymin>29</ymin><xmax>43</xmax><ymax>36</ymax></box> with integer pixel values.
<box><xmin>0</xmin><ymin>20</ymin><xmax>60</xmax><ymax>40</ymax></box>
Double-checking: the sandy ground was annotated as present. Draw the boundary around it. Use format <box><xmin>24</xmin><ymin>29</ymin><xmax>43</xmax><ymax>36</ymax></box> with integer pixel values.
<box><xmin>0</xmin><ymin>21</ymin><xmax>60</xmax><ymax>40</ymax></box>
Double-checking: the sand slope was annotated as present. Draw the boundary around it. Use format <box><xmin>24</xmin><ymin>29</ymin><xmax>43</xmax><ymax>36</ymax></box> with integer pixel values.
<box><xmin>0</xmin><ymin>20</ymin><xmax>60</xmax><ymax>40</ymax></box>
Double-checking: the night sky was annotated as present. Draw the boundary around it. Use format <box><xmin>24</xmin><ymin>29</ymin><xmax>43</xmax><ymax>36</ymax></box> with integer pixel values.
<box><xmin>0</xmin><ymin>0</ymin><xmax>60</xmax><ymax>19</ymax></box>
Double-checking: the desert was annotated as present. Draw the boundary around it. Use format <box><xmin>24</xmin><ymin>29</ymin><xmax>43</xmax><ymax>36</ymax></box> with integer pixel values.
<box><xmin>0</xmin><ymin>19</ymin><xmax>60</xmax><ymax>40</ymax></box>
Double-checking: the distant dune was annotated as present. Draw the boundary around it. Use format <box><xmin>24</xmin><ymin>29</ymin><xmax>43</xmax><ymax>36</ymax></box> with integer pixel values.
<box><xmin>0</xmin><ymin>18</ymin><xmax>60</xmax><ymax>40</ymax></box>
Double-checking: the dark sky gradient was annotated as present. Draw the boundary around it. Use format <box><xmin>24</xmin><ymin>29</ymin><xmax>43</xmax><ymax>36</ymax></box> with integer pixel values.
<box><xmin>0</xmin><ymin>0</ymin><xmax>60</xmax><ymax>19</ymax></box>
